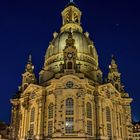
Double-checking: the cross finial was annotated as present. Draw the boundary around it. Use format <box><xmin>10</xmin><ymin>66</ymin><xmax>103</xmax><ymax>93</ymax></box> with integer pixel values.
<box><xmin>70</xmin><ymin>0</ymin><xmax>74</xmax><ymax>3</ymax></box>
<box><xmin>28</xmin><ymin>54</ymin><xmax>32</xmax><ymax>63</ymax></box>
<box><xmin>111</xmin><ymin>54</ymin><xmax>115</xmax><ymax>60</ymax></box>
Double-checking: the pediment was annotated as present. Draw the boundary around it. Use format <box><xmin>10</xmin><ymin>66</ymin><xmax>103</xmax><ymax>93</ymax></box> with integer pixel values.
<box><xmin>97</xmin><ymin>83</ymin><xmax>121</xmax><ymax>99</ymax></box>
<box><xmin>50</xmin><ymin>75</ymin><xmax>86</xmax><ymax>89</ymax></box>
<box><xmin>21</xmin><ymin>84</ymin><xmax>43</xmax><ymax>98</ymax></box>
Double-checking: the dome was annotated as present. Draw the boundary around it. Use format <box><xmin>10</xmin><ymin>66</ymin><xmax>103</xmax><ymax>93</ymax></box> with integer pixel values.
<box><xmin>46</xmin><ymin>31</ymin><xmax>97</xmax><ymax>60</ymax></box>
<box><xmin>43</xmin><ymin>30</ymin><xmax>99</xmax><ymax>79</ymax></box>
<box><xmin>39</xmin><ymin>3</ymin><xmax>102</xmax><ymax>82</ymax></box>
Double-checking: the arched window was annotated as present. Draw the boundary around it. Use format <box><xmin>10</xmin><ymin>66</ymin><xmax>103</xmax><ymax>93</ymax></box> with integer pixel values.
<box><xmin>48</xmin><ymin>103</ymin><xmax>54</xmax><ymax>136</ymax></box>
<box><xmin>106</xmin><ymin>107</ymin><xmax>112</xmax><ymax>139</ymax></box>
<box><xmin>66</xmin><ymin>98</ymin><xmax>74</xmax><ymax>115</ymax></box>
<box><xmin>48</xmin><ymin>103</ymin><xmax>53</xmax><ymax>119</ymax></box>
<box><xmin>87</xmin><ymin>102</ymin><xmax>92</xmax><ymax>118</ymax></box>
<box><xmin>30</xmin><ymin>107</ymin><xmax>35</xmax><ymax>136</ymax></box>
<box><xmin>65</xmin><ymin>98</ymin><xmax>74</xmax><ymax>133</ymax></box>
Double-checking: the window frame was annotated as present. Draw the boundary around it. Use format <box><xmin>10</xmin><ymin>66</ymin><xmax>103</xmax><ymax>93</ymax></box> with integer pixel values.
<box><xmin>65</xmin><ymin>98</ymin><xmax>74</xmax><ymax>134</ymax></box>
<box><xmin>106</xmin><ymin>107</ymin><xmax>112</xmax><ymax>139</ymax></box>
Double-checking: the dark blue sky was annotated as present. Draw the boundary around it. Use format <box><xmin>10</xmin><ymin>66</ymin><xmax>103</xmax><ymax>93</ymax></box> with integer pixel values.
<box><xmin>0</xmin><ymin>0</ymin><xmax>140</xmax><ymax>123</ymax></box>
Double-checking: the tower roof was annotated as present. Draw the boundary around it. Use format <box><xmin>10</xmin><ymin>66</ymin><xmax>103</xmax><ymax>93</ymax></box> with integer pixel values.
<box><xmin>61</xmin><ymin>0</ymin><xmax>82</xmax><ymax>32</ymax></box>
<box><xmin>25</xmin><ymin>54</ymin><xmax>34</xmax><ymax>73</ymax></box>
<box><xmin>109</xmin><ymin>55</ymin><xmax>119</xmax><ymax>73</ymax></box>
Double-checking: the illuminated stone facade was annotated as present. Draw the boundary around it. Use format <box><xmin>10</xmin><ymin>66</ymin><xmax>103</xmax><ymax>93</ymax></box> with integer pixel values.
<box><xmin>10</xmin><ymin>2</ymin><xmax>133</xmax><ymax>140</ymax></box>
<box><xmin>133</xmin><ymin>122</ymin><xmax>140</xmax><ymax>140</ymax></box>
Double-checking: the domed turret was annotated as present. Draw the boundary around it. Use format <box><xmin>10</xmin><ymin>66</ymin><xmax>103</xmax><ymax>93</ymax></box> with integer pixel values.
<box><xmin>61</xmin><ymin>1</ymin><xmax>82</xmax><ymax>33</ymax></box>
<box><xmin>40</xmin><ymin>2</ymin><xmax>102</xmax><ymax>83</ymax></box>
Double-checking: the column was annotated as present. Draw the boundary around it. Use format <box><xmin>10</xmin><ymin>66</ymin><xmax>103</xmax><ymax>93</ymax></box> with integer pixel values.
<box><xmin>101</xmin><ymin>98</ymin><xmax>106</xmax><ymax>139</ymax></box>
<box><xmin>95</xmin><ymin>95</ymin><xmax>104</xmax><ymax>139</ymax></box>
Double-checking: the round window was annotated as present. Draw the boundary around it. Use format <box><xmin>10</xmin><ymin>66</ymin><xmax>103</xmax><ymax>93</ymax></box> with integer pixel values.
<box><xmin>66</xmin><ymin>81</ymin><xmax>74</xmax><ymax>88</ymax></box>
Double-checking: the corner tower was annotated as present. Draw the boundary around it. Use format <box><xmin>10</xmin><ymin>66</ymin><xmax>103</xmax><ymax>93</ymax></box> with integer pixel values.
<box><xmin>22</xmin><ymin>55</ymin><xmax>36</xmax><ymax>91</ymax></box>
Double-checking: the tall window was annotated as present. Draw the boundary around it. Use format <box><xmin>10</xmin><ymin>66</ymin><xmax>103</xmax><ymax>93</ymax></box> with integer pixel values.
<box><xmin>65</xmin><ymin>98</ymin><xmax>74</xmax><ymax>133</ymax></box>
<box><xmin>48</xmin><ymin>103</ymin><xmax>53</xmax><ymax>119</ymax></box>
<box><xmin>106</xmin><ymin>107</ymin><xmax>111</xmax><ymax>122</ymax></box>
<box><xmin>48</xmin><ymin>121</ymin><xmax>53</xmax><ymax>136</ymax></box>
<box><xmin>30</xmin><ymin>124</ymin><xmax>34</xmax><ymax>136</ymax></box>
<box><xmin>48</xmin><ymin>103</ymin><xmax>54</xmax><ymax>136</ymax></box>
<box><xmin>65</xmin><ymin>117</ymin><xmax>74</xmax><ymax>133</ymax></box>
<box><xmin>30</xmin><ymin>107</ymin><xmax>35</xmax><ymax>136</ymax></box>
<box><xmin>87</xmin><ymin>120</ymin><xmax>92</xmax><ymax>136</ymax></box>
<box><xmin>106</xmin><ymin>107</ymin><xmax>112</xmax><ymax>139</ymax></box>
<box><xmin>86</xmin><ymin>102</ymin><xmax>93</xmax><ymax>136</ymax></box>
<box><xmin>87</xmin><ymin>102</ymin><xmax>92</xmax><ymax>118</ymax></box>
<box><xmin>66</xmin><ymin>98</ymin><xmax>74</xmax><ymax>115</ymax></box>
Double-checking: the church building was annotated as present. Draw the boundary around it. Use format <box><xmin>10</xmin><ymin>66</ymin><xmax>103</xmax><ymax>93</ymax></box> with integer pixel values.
<box><xmin>10</xmin><ymin>2</ymin><xmax>133</xmax><ymax>140</ymax></box>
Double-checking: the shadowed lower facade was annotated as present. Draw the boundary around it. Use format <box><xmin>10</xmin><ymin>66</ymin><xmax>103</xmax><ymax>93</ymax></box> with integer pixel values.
<box><xmin>10</xmin><ymin>2</ymin><xmax>133</xmax><ymax>140</ymax></box>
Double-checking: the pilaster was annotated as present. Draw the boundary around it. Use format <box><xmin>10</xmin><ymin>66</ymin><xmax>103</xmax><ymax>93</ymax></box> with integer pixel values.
<box><xmin>36</xmin><ymin>96</ymin><xmax>45</xmax><ymax>139</ymax></box>
<box><xmin>53</xmin><ymin>90</ymin><xmax>63</xmax><ymax>137</ymax></box>
<box><xmin>76</xmin><ymin>90</ymin><xmax>85</xmax><ymax>137</ymax></box>
<box><xmin>95</xmin><ymin>95</ymin><xmax>105</xmax><ymax>139</ymax></box>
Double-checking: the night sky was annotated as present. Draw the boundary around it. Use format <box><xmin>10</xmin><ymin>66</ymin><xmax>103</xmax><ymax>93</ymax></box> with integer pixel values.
<box><xmin>0</xmin><ymin>0</ymin><xmax>140</xmax><ymax>124</ymax></box>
